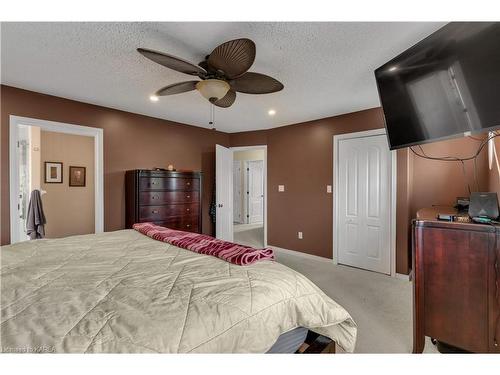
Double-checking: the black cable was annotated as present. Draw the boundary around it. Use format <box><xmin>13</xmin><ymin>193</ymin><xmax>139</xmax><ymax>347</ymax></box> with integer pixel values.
<box><xmin>409</xmin><ymin>131</ymin><xmax>500</xmax><ymax>194</ymax></box>
<box><xmin>409</xmin><ymin>131</ymin><xmax>500</xmax><ymax>163</ymax></box>
<box><xmin>460</xmin><ymin>160</ymin><xmax>471</xmax><ymax>195</ymax></box>
<box><xmin>473</xmin><ymin>157</ymin><xmax>480</xmax><ymax>191</ymax></box>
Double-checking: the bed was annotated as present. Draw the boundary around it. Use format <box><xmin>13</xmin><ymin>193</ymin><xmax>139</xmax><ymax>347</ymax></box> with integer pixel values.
<box><xmin>0</xmin><ymin>229</ymin><xmax>356</xmax><ymax>353</ymax></box>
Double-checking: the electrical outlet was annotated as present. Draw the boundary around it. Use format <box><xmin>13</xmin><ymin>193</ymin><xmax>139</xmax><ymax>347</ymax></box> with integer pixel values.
<box><xmin>278</xmin><ymin>185</ymin><xmax>285</xmax><ymax>192</ymax></box>
<box><xmin>327</xmin><ymin>185</ymin><xmax>332</xmax><ymax>193</ymax></box>
<box><xmin>298</xmin><ymin>232</ymin><xmax>303</xmax><ymax>239</ymax></box>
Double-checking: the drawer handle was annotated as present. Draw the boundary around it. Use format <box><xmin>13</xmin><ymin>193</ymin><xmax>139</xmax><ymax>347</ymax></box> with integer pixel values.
<box><xmin>186</xmin><ymin>224</ymin><xmax>191</xmax><ymax>228</ymax></box>
<box><xmin>186</xmin><ymin>182</ymin><xmax>191</xmax><ymax>186</ymax></box>
<box><xmin>152</xmin><ymin>210</ymin><xmax>159</xmax><ymax>214</ymax></box>
<box><xmin>186</xmin><ymin>208</ymin><xmax>190</xmax><ymax>212</ymax></box>
<box><xmin>187</xmin><ymin>195</ymin><xmax>191</xmax><ymax>199</ymax></box>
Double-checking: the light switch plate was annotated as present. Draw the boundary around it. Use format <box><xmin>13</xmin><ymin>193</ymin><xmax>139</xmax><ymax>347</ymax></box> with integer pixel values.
<box><xmin>278</xmin><ymin>185</ymin><xmax>285</xmax><ymax>192</ymax></box>
<box><xmin>298</xmin><ymin>232</ymin><xmax>303</xmax><ymax>239</ymax></box>
<box><xmin>327</xmin><ymin>185</ymin><xmax>332</xmax><ymax>193</ymax></box>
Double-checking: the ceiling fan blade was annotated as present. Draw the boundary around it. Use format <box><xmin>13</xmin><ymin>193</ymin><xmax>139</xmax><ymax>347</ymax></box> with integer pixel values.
<box><xmin>213</xmin><ymin>90</ymin><xmax>236</xmax><ymax>108</ymax></box>
<box><xmin>208</xmin><ymin>39</ymin><xmax>256</xmax><ymax>79</ymax></box>
<box><xmin>138</xmin><ymin>48</ymin><xmax>206</xmax><ymax>76</ymax></box>
<box><xmin>230</xmin><ymin>72</ymin><xmax>284</xmax><ymax>94</ymax></box>
<box><xmin>156</xmin><ymin>81</ymin><xmax>198</xmax><ymax>96</ymax></box>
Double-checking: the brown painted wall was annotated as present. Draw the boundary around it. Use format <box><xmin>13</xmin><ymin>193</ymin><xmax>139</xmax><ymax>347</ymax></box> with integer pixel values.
<box><xmin>231</xmin><ymin>109</ymin><xmax>388</xmax><ymax>259</ymax></box>
<box><xmin>1</xmin><ymin>85</ymin><xmax>493</xmax><ymax>275</ymax></box>
<box><xmin>409</xmin><ymin>136</ymin><xmax>489</xmax><ymax>215</ymax></box>
<box><xmin>1</xmin><ymin>85</ymin><xmax>229</xmax><ymax>245</ymax></box>
<box><xmin>40</xmin><ymin>131</ymin><xmax>95</xmax><ymax>238</ymax></box>
<box><xmin>230</xmin><ymin>109</ymin><xmax>491</xmax><ymax>274</ymax></box>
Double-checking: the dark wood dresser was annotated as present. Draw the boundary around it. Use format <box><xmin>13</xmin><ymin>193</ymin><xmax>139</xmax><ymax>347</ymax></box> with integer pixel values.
<box><xmin>412</xmin><ymin>207</ymin><xmax>500</xmax><ymax>353</ymax></box>
<box><xmin>125</xmin><ymin>170</ymin><xmax>202</xmax><ymax>233</ymax></box>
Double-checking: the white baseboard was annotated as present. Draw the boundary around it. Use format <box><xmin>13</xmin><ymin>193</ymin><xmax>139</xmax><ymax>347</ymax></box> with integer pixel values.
<box><xmin>272</xmin><ymin>245</ymin><xmax>411</xmax><ymax>281</ymax></box>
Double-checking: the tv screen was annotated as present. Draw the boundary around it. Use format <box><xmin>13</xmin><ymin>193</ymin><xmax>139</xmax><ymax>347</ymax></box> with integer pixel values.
<box><xmin>375</xmin><ymin>22</ymin><xmax>500</xmax><ymax>150</ymax></box>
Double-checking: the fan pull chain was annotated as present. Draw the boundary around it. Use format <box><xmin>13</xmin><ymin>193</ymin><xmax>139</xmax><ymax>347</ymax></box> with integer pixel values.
<box><xmin>209</xmin><ymin>104</ymin><xmax>215</xmax><ymax>128</ymax></box>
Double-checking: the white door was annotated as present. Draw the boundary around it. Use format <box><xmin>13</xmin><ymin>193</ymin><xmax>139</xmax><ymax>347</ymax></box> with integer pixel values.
<box><xmin>216</xmin><ymin>144</ymin><xmax>233</xmax><ymax>241</ymax></box>
<box><xmin>337</xmin><ymin>135</ymin><xmax>391</xmax><ymax>274</ymax></box>
<box><xmin>247</xmin><ymin>160</ymin><xmax>264</xmax><ymax>224</ymax></box>
<box><xmin>233</xmin><ymin>160</ymin><xmax>242</xmax><ymax>223</ymax></box>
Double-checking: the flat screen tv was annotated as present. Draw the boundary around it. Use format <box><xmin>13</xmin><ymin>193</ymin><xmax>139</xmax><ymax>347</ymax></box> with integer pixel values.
<box><xmin>375</xmin><ymin>22</ymin><xmax>500</xmax><ymax>150</ymax></box>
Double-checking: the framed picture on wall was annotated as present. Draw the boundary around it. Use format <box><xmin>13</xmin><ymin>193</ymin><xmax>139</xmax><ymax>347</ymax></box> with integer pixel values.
<box><xmin>44</xmin><ymin>162</ymin><xmax>63</xmax><ymax>183</ymax></box>
<box><xmin>69</xmin><ymin>166</ymin><xmax>86</xmax><ymax>187</ymax></box>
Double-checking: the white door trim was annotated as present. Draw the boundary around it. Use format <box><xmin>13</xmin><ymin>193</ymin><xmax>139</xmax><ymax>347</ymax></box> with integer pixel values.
<box><xmin>333</xmin><ymin>128</ymin><xmax>397</xmax><ymax>277</ymax></box>
<box><xmin>9</xmin><ymin>115</ymin><xmax>104</xmax><ymax>243</ymax></box>
<box><xmin>230</xmin><ymin>145</ymin><xmax>268</xmax><ymax>247</ymax></box>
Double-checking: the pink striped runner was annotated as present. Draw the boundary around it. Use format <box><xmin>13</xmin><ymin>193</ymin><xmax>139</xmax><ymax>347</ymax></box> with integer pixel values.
<box><xmin>133</xmin><ymin>222</ymin><xmax>274</xmax><ymax>266</ymax></box>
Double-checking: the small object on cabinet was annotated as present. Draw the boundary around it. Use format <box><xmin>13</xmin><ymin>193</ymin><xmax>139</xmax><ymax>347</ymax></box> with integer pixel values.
<box><xmin>167</xmin><ymin>164</ymin><xmax>175</xmax><ymax>171</ymax></box>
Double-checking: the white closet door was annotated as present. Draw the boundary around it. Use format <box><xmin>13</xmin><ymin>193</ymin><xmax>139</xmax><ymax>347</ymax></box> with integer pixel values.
<box><xmin>215</xmin><ymin>144</ymin><xmax>233</xmax><ymax>241</ymax></box>
<box><xmin>247</xmin><ymin>160</ymin><xmax>264</xmax><ymax>223</ymax></box>
<box><xmin>337</xmin><ymin>135</ymin><xmax>391</xmax><ymax>274</ymax></box>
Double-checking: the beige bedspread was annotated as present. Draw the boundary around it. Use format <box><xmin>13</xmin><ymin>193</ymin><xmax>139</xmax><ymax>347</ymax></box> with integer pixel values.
<box><xmin>0</xmin><ymin>230</ymin><xmax>356</xmax><ymax>353</ymax></box>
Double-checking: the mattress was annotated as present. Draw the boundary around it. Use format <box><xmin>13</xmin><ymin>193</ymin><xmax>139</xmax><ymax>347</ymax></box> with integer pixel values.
<box><xmin>266</xmin><ymin>327</ymin><xmax>308</xmax><ymax>353</ymax></box>
<box><xmin>1</xmin><ymin>229</ymin><xmax>356</xmax><ymax>353</ymax></box>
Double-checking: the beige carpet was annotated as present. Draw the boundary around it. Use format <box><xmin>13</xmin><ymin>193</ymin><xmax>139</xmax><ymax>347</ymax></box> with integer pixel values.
<box><xmin>233</xmin><ymin>223</ymin><xmax>264</xmax><ymax>248</ymax></box>
<box><xmin>273</xmin><ymin>248</ymin><xmax>438</xmax><ymax>353</ymax></box>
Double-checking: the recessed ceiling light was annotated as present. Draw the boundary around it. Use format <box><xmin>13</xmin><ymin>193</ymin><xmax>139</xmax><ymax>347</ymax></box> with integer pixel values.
<box><xmin>149</xmin><ymin>95</ymin><xmax>159</xmax><ymax>102</ymax></box>
<box><xmin>388</xmin><ymin>66</ymin><xmax>398</xmax><ymax>72</ymax></box>
<box><xmin>268</xmin><ymin>109</ymin><xmax>276</xmax><ymax>116</ymax></box>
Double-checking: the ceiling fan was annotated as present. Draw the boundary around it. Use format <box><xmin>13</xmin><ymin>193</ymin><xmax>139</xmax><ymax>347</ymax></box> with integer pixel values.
<box><xmin>137</xmin><ymin>38</ymin><xmax>284</xmax><ymax>108</ymax></box>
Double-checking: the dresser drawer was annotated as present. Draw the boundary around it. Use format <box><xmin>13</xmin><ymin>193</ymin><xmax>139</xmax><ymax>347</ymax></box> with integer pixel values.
<box><xmin>139</xmin><ymin>204</ymin><xmax>199</xmax><ymax>221</ymax></box>
<box><xmin>152</xmin><ymin>216</ymin><xmax>199</xmax><ymax>233</ymax></box>
<box><xmin>139</xmin><ymin>191</ymin><xmax>199</xmax><ymax>205</ymax></box>
<box><xmin>139</xmin><ymin>177</ymin><xmax>199</xmax><ymax>191</ymax></box>
<box><xmin>126</xmin><ymin>170</ymin><xmax>202</xmax><ymax>232</ymax></box>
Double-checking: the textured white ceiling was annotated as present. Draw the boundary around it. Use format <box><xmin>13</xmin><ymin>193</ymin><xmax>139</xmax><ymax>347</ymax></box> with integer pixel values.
<box><xmin>1</xmin><ymin>22</ymin><xmax>445</xmax><ymax>132</ymax></box>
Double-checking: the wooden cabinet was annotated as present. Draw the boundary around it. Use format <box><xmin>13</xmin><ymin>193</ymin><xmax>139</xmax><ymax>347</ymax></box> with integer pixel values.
<box><xmin>126</xmin><ymin>170</ymin><xmax>202</xmax><ymax>233</ymax></box>
<box><xmin>412</xmin><ymin>208</ymin><xmax>500</xmax><ymax>353</ymax></box>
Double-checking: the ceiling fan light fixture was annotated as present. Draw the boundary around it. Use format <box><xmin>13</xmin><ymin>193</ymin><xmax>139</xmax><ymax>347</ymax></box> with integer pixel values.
<box><xmin>196</xmin><ymin>79</ymin><xmax>230</xmax><ymax>102</ymax></box>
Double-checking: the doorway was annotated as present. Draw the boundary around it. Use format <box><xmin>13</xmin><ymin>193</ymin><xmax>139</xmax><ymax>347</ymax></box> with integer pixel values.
<box><xmin>333</xmin><ymin>129</ymin><xmax>397</xmax><ymax>276</ymax></box>
<box><xmin>9</xmin><ymin>116</ymin><xmax>104</xmax><ymax>243</ymax></box>
<box><xmin>215</xmin><ymin>145</ymin><xmax>267</xmax><ymax>248</ymax></box>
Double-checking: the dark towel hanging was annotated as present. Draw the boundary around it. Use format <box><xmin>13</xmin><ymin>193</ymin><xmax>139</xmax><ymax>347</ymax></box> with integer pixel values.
<box><xmin>26</xmin><ymin>190</ymin><xmax>47</xmax><ymax>240</ymax></box>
